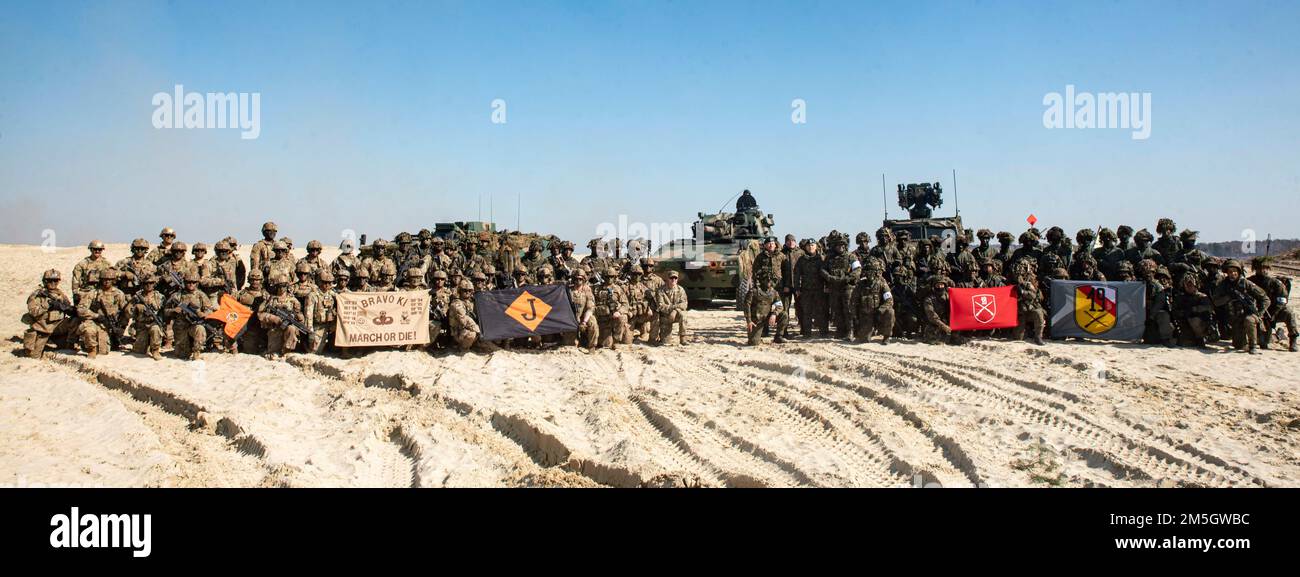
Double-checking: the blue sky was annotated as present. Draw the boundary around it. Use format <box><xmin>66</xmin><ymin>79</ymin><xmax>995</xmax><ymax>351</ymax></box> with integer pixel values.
<box><xmin>1</xmin><ymin>0</ymin><xmax>1297</xmax><ymax>248</ymax></box>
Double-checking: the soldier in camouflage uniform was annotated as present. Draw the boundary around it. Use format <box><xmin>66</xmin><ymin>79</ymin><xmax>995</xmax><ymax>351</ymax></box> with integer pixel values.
<box><xmin>869</xmin><ymin>227</ymin><xmax>902</xmax><ymax>282</ymax></box>
<box><xmin>625</xmin><ymin>267</ymin><xmax>658</xmax><ymax>344</ymax></box>
<box><xmin>852</xmin><ymin>232</ymin><xmax>872</xmax><ymax>266</ymax></box>
<box><xmin>423</xmin><ymin>237</ymin><xmax>455</xmax><ymax>287</ymax></box>
<box><xmin>155</xmin><ymin>242</ymin><xmax>195</xmax><ymax>346</ymax></box>
<box><xmin>895</xmin><ymin>230</ymin><xmax>917</xmax><ymax>272</ymax></box>
<box><xmin>793</xmin><ymin>239</ymin><xmax>827</xmax><ymax>338</ymax></box>
<box><xmin>974</xmin><ymin>229</ymin><xmax>998</xmax><ymax>267</ymax></box>
<box><xmin>1114</xmin><ymin>260</ymin><xmax>1136</xmax><ymax>282</ymax></box>
<box><xmin>548</xmin><ymin>241</ymin><xmax>580</xmax><ymax>283</ymax></box>
<box><xmin>1213</xmin><ymin>259</ymin><xmax>1269</xmax><ymax>354</ymax></box>
<box><xmin>332</xmin><ymin>239</ymin><xmax>362</xmax><ymax>290</ymax></box>
<box><xmin>249</xmin><ymin>222</ymin><xmax>278</xmax><ymax>273</ymax></box>
<box><xmin>75</xmin><ymin>268</ymin><xmax>128</xmax><ymax>358</ymax></box>
<box><xmin>128</xmin><ymin>274</ymin><xmax>166</xmax><ymax>360</ymax></box>
<box><xmin>1043</xmin><ymin>227</ymin><xmax>1073</xmax><ymax>273</ymax></box>
<box><xmin>920</xmin><ymin>276</ymin><xmax>964</xmax><ymax>345</ymax></box>
<box><xmin>519</xmin><ymin>240</ymin><xmax>547</xmax><ymax>275</ymax></box>
<box><xmin>263</xmin><ymin>241</ymin><xmax>296</xmax><ymax>282</ymax></box>
<box><xmin>1172</xmin><ymin>271</ymin><xmax>1214</xmax><ymax>348</ymax></box>
<box><xmin>1153</xmin><ymin>218</ymin><xmax>1182</xmax><ymax>265</ymax></box>
<box><xmin>428</xmin><ymin>270</ymin><xmax>452</xmax><ymax>350</ymax></box>
<box><xmin>23</xmin><ymin>270</ymin><xmax>78</xmax><ymax>358</ymax></box>
<box><xmin>259</xmin><ymin>272</ymin><xmax>304</xmax><ymax>359</ymax></box>
<box><xmin>1173</xmin><ymin>229</ymin><xmax>1203</xmax><ymax>266</ymax></box>
<box><xmin>975</xmin><ymin>260</ymin><xmax>1006</xmax><ymax>288</ymax></box>
<box><xmin>1073</xmin><ymin>229</ymin><xmax>1096</xmax><ymax>269</ymax></box>
<box><xmin>851</xmin><ymin>257</ymin><xmax>894</xmax><ymax>344</ymax></box>
<box><xmin>593</xmin><ymin>267</ymin><xmax>630</xmax><ymax>350</ymax></box>
<box><xmin>190</xmin><ymin>242</ymin><xmax>212</xmax><ymax>282</ymax></box>
<box><xmin>654</xmin><ymin>270</ymin><xmax>689</xmax><ymax>346</ymax></box>
<box><xmin>1010</xmin><ymin>262</ymin><xmax>1046</xmax><ymax>345</ymax></box>
<box><xmin>1092</xmin><ymin>228</ymin><xmax>1126</xmax><ymax>280</ymax></box>
<box><xmin>991</xmin><ymin>231</ymin><xmax>1016</xmax><ymax>276</ymax></box>
<box><xmin>168</xmin><ymin>271</ymin><xmax>215</xmax><ymax>360</ymax></box>
<box><xmin>203</xmin><ymin>240</ymin><xmax>241</xmax><ymax>300</ymax></box>
<box><xmin>1248</xmin><ymin>257</ymin><xmax>1296</xmax><ymax>352</ymax></box>
<box><xmin>220</xmin><ymin>236</ymin><xmax>248</xmax><ymax>289</ymax></box>
<box><xmin>744</xmin><ymin>273</ymin><xmax>788</xmax><ymax>345</ymax></box>
<box><xmin>235</xmin><ymin>269</ymin><xmax>268</xmax><ymax>354</ymax></box>
<box><xmin>1135</xmin><ymin>260</ymin><xmax>1174</xmax><ymax>347</ymax></box>
<box><xmin>1126</xmin><ymin>229</ymin><xmax>1162</xmax><ymax>267</ymax></box>
<box><xmin>1008</xmin><ymin>231</ymin><xmax>1043</xmax><ymax>279</ymax></box>
<box><xmin>305</xmin><ymin>270</ymin><xmax>338</xmax><ymax>354</ymax></box>
<box><xmin>115</xmin><ymin>238</ymin><xmax>157</xmax><ymax>296</ymax></box>
<box><xmin>71</xmin><ymin>240</ymin><xmax>112</xmax><ymax>296</ymax></box>
<box><xmin>449</xmin><ymin>280</ymin><xmax>495</xmax><ymax>352</ymax></box>
<box><xmin>1116</xmin><ymin>225</ymin><xmax>1134</xmax><ymax>252</ymax></box>
<box><xmin>298</xmin><ymin>240</ymin><xmax>327</xmax><ymax>280</ymax></box>
<box><xmin>292</xmin><ymin>261</ymin><xmax>319</xmax><ymax>310</ymax></box>
<box><xmin>371</xmin><ymin>261</ymin><xmax>398</xmax><ymax>292</ymax></box>
<box><xmin>562</xmin><ymin>269</ymin><xmax>599</xmax><ymax>350</ymax></box>
<box><xmin>1069</xmin><ymin>255</ymin><xmax>1106</xmax><ymax>282</ymax></box>
<box><xmin>147</xmin><ymin>227</ymin><xmax>177</xmax><ymax>265</ymax></box>
<box><xmin>947</xmin><ymin>235</ymin><xmax>978</xmax><ymax>287</ymax></box>
<box><xmin>820</xmin><ymin>232</ymin><xmax>859</xmax><ymax>340</ymax></box>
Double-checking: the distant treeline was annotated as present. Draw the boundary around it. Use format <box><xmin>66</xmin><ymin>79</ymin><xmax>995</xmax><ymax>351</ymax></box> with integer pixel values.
<box><xmin>1199</xmin><ymin>239</ymin><xmax>1300</xmax><ymax>258</ymax></box>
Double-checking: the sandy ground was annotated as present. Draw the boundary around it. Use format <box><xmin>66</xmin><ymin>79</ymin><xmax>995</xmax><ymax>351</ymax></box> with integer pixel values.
<box><xmin>1</xmin><ymin>243</ymin><xmax>1297</xmax><ymax>487</ymax></box>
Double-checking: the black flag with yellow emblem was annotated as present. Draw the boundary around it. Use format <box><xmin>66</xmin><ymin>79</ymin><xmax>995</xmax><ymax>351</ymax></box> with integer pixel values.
<box><xmin>475</xmin><ymin>285</ymin><xmax>578</xmax><ymax>341</ymax></box>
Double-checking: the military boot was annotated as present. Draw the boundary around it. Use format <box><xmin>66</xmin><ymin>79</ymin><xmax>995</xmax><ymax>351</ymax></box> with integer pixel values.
<box><xmin>1289</xmin><ymin>336</ymin><xmax>1297</xmax><ymax>353</ymax></box>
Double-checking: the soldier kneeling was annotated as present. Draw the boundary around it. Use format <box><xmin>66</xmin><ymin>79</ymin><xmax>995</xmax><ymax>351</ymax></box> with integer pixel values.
<box><xmin>449</xmin><ymin>279</ymin><xmax>497</xmax><ymax>352</ymax></box>
<box><xmin>130</xmin><ymin>275</ymin><xmax>166</xmax><ymax>360</ymax></box>
<box><xmin>258</xmin><ymin>273</ymin><xmax>304</xmax><ymax>359</ymax></box>
<box><xmin>744</xmin><ymin>275</ymin><xmax>788</xmax><ymax>345</ymax></box>
<box><xmin>76</xmin><ymin>268</ymin><xmax>129</xmax><ymax>359</ymax></box>
<box><xmin>169</xmin><ymin>271</ymin><xmax>215</xmax><ymax>360</ymax></box>
<box><xmin>22</xmin><ymin>269</ymin><xmax>79</xmax><ymax>359</ymax></box>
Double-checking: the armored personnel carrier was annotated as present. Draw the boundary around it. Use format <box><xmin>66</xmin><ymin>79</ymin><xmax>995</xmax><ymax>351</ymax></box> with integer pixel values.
<box><xmin>653</xmin><ymin>190</ymin><xmax>774</xmax><ymax>307</ymax></box>
<box><xmin>883</xmin><ymin>182</ymin><xmax>964</xmax><ymax>245</ymax></box>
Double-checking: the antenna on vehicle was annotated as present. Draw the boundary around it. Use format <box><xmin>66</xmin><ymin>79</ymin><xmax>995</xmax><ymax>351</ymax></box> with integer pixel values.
<box><xmin>477</xmin><ymin>194</ymin><xmax>482</xmax><ymax>221</ymax></box>
<box><xmin>717</xmin><ymin>190</ymin><xmax>743</xmax><ymax>214</ymax></box>
<box><xmin>881</xmin><ymin>173</ymin><xmax>887</xmax><ymax>220</ymax></box>
<box><xmin>952</xmin><ymin>169</ymin><xmax>959</xmax><ymax>217</ymax></box>
<box><xmin>517</xmin><ymin>193</ymin><xmax>521</xmax><ymax>231</ymax></box>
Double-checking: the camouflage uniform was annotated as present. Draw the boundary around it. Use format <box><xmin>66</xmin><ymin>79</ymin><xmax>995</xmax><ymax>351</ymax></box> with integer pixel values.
<box><xmin>625</xmin><ymin>269</ymin><xmax>658</xmax><ymax>344</ymax></box>
<box><xmin>203</xmin><ymin>241</ymin><xmax>242</xmax><ymax>299</ymax></box>
<box><xmin>1248</xmin><ymin>258</ymin><xmax>1297</xmax><ymax>352</ymax></box>
<box><xmin>305</xmin><ymin>271</ymin><xmax>338</xmax><ymax>354</ymax></box>
<box><xmin>448</xmin><ymin>280</ymin><xmax>490</xmax><ymax>351</ymax></box>
<box><xmin>298</xmin><ymin>240</ymin><xmax>328</xmax><ymax>280</ymax></box>
<box><xmin>1172</xmin><ymin>272</ymin><xmax>1214</xmax><ymax>348</ymax></box>
<box><xmin>1153</xmin><ymin>218</ymin><xmax>1183</xmax><ymax>265</ymax></box>
<box><xmin>22</xmin><ymin>271</ymin><xmax>78</xmax><ymax>358</ymax></box>
<box><xmin>114</xmin><ymin>239</ymin><xmax>157</xmax><ymax>296</ymax></box>
<box><xmin>820</xmin><ymin>234</ymin><xmax>859</xmax><ymax>340</ymax></box>
<box><xmin>146</xmin><ymin>227</ymin><xmax>176</xmax><ymax>265</ymax></box>
<box><xmin>1093</xmin><ymin>228</ymin><xmax>1126</xmax><ymax>280</ymax></box>
<box><xmin>71</xmin><ymin>241</ymin><xmax>112</xmax><ymax>295</ymax></box>
<box><xmin>128</xmin><ymin>281</ymin><xmax>166</xmax><ymax>360</ymax></box>
<box><xmin>258</xmin><ymin>273</ymin><xmax>304</xmax><ymax>357</ymax></box>
<box><xmin>793</xmin><ymin>241</ymin><xmax>827</xmax><ymax>337</ymax></box>
<box><xmin>249</xmin><ymin>222</ymin><xmax>278</xmax><ymax>274</ymax></box>
<box><xmin>946</xmin><ymin>236</ymin><xmax>979</xmax><ymax>287</ymax></box>
<box><xmin>168</xmin><ymin>272</ymin><xmax>215</xmax><ymax>359</ymax></box>
<box><xmin>920</xmin><ymin>276</ymin><xmax>963</xmax><ymax>345</ymax></box>
<box><xmin>1212</xmin><ymin>260</ymin><xmax>1268</xmax><ymax>353</ymax></box>
<box><xmin>235</xmin><ymin>270</ymin><xmax>268</xmax><ymax>354</ymax></box>
<box><xmin>428</xmin><ymin>272</ymin><xmax>452</xmax><ymax>349</ymax></box>
<box><xmin>564</xmin><ymin>270</ymin><xmax>600</xmax><ymax>349</ymax></box>
<box><xmin>1011</xmin><ymin>264</ymin><xmax>1046</xmax><ymax>345</ymax></box>
<box><xmin>1125</xmin><ymin>229</ymin><xmax>1163</xmax><ymax>267</ymax></box>
<box><xmin>1137</xmin><ymin>260</ymin><xmax>1175</xmax><ymax>346</ymax></box>
<box><xmin>263</xmin><ymin>242</ymin><xmax>297</xmax><ymax>284</ymax></box>
<box><xmin>593</xmin><ymin>267</ymin><xmax>630</xmax><ymax>350</ymax></box>
<box><xmin>654</xmin><ymin>272</ymin><xmax>689</xmax><ymax>345</ymax></box>
<box><xmin>75</xmin><ymin>269</ymin><xmax>129</xmax><ymax>357</ymax></box>
<box><xmin>743</xmin><ymin>277</ymin><xmax>787</xmax><ymax>345</ymax></box>
<box><xmin>851</xmin><ymin>258</ymin><xmax>894</xmax><ymax>344</ymax></box>
<box><xmin>332</xmin><ymin>240</ymin><xmax>363</xmax><ymax>290</ymax></box>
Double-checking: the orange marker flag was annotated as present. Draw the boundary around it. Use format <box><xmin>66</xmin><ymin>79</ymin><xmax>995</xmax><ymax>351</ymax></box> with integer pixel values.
<box><xmin>206</xmin><ymin>294</ymin><xmax>253</xmax><ymax>339</ymax></box>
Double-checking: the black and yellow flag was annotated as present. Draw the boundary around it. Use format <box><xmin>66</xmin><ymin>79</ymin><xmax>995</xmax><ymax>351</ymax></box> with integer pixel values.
<box><xmin>475</xmin><ymin>285</ymin><xmax>578</xmax><ymax>340</ymax></box>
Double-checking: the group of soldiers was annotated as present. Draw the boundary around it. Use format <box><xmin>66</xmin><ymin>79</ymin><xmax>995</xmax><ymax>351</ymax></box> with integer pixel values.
<box><xmin>735</xmin><ymin>218</ymin><xmax>1296</xmax><ymax>354</ymax></box>
<box><xmin>21</xmin><ymin>222</ymin><xmax>691</xmax><ymax>361</ymax></box>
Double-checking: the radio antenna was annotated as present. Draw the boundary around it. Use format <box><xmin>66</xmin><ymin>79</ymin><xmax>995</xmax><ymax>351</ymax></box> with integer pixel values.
<box><xmin>952</xmin><ymin>169</ymin><xmax>959</xmax><ymax>216</ymax></box>
<box><xmin>881</xmin><ymin>173</ymin><xmax>887</xmax><ymax>220</ymax></box>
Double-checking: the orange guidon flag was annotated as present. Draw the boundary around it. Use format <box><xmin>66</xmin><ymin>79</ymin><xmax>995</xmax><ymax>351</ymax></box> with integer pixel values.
<box><xmin>206</xmin><ymin>294</ymin><xmax>253</xmax><ymax>339</ymax></box>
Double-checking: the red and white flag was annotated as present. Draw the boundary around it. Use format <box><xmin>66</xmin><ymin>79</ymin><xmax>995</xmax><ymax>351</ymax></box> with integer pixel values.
<box><xmin>949</xmin><ymin>286</ymin><xmax>1018</xmax><ymax>331</ymax></box>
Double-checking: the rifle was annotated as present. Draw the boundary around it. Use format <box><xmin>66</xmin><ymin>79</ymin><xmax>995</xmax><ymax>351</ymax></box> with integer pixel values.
<box><xmin>132</xmin><ymin>292</ymin><xmax>166</xmax><ymax>330</ymax></box>
<box><xmin>40</xmin><ymin>290</ymin><xmax>77</xmax><ymax>316</ymax></box>
<box><xmin>102</xmin><ymin>310</ymin><xmax>125</xmax><ymax>350</ymax></box>
<box><xmin>269</xmin><ymin>306</ymin><xmax>311</xmax><ymax>335</ymax></box>
<box><xmin>163</xmin><ymin>267</ymin><xmax>185</xmax><ymax>295</ymax></box>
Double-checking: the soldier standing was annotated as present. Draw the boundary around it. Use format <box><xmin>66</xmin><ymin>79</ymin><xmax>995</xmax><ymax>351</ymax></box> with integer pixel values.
<box><xmin>1010</xmin><ymin>262</ymin><xmax>1046</xmax><ymax>346</ymax></box>
<box><xmin>263</xmin><ymin>241</ymin><xmax>296</xmax><ymax>282</ymax></box>
<box><xmin>147</xmin><ymin>227</ymin><xmax>177</xmax><ymax>265</ymax></box>
<box><xmin>428</xmin><ymin>270</ymin><xmax>452</xmax><ymax>350</ymax></box>
<box><xmin>743</xmin><ymin>274</ymin><xmax>788</xmax><ymax>345</ymax></box>
<box><xmin>851</xmin><ymin>258</ymin><xmax>894</xmax><ymax>344</ymax></box>
<box><xmin>974</xmin><ymin>229</ymin><xmax>998</xmax><ymax>266</ymax></box>
<box><xmin>1153</xmin><ymin>218</ymin><xmax>1183</xmax><ymax>264</ymax></box>
<box><xmin>72</xmin><ymin>240</ymin><xmax>112</xmax><ymax>296</ymax></box>
<box><xmin>332</xmin><ymin>239</ymin><xmax>362</xmax><ymax>290</ymax></box>
<box><xmin>947</xmin><ymin>235</ymin><xmax>978</xmax><ymax>287</ymax></box>
<box><xmin>1248</xmin><ymin>257</ymin><xmax>1297</xmax><ymax>352</ymax></box>
<box><xmin>625</xmin><ymin>268</ymin><xmax>657</xmax><ymax>344</ymax></box>
<box><xmin>23</xmin><ymin>270</ymin><xmax>78</xmax><ymax>358</ymax></box>
<box><xmin>250</xmin><ymin>222</ymin><xmax>278</xmax><ymax>273</ymax></box>
<box><xmin>820</xmin><ymin>233</ymin><xmax>859</xmax><ymax>340</ymax></box>
<box><xmin>299</xmin><ymin>240</ymin><xmax>327</xmax><ymax>280</ymax></box>
<box><xmin>1116</xmin><ymin>225</ymin><xmax>1134</xmax><ymax>252</ymax></box>
<box><xmin>565</xmin><ymin>269</ymin><xmax>599</xmax><ymax>350</ymax></box>
<box><xmin>1093</xmin><ymin>228</ymin><xmax>1126</xmax><ymax>280</ymax></box>
<box><xmin>1126</xmin><ymin>229</ymin><xmax>1163</xmax><ymax>266</ymax></box>
<box><xmin>305</xmin><ymin>271</ymin><xmax>338</xmax><ymax>354</ymax></box>
<box><xmin>594</xmin><ymin>267</ymin><xmax>630</xmax><ymax>350</ymax></box>
<box><xmin>203</xmin><ymin>240</ymin><xmax>241</xmax><ymax>300</ymax></box>
<box><xmin>115</xmin><ymin>238</ymin><xmax>157</xmax><ymax>297</ymax></box>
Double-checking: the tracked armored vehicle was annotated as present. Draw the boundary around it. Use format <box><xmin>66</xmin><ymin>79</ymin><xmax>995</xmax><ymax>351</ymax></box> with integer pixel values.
<box><xmin>653</xmin><ymin>190</ymin><xmax>774</xmax><ymax>307</ymax></box>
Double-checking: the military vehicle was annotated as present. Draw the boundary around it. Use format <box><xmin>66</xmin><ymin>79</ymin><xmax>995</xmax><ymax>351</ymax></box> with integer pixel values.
<box><xmin>883</xmin><ymin>182</ymin><xmax>964</xmax><ymax>246</ymax></box>
<box><xmin>434</xmin><ymin>221</ymin><xmax>497</xmax><ymax>242</ymax></box>
<box><xmin>653</xmin><ymin>190</ymin><xmax>774</xmax><ymax>307</ymax></box>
